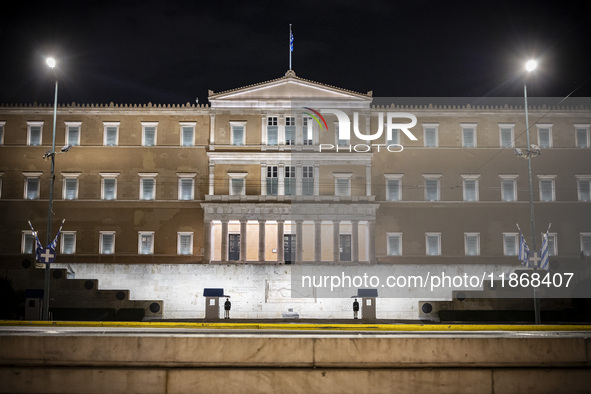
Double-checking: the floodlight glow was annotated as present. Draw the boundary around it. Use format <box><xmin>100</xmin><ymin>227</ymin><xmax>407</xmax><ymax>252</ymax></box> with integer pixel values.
<box><xmin>46</xmin><ymin>57</ymin><xmax>56</xmax><ymax>69</ymax></box>
<box><xmin>525</xmin><ymin>59</ymin><xmax>537</xmax><ymax>72</ymax></box>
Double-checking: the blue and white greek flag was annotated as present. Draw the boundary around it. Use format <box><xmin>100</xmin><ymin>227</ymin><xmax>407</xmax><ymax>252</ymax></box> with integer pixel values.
<box><xmin>539</xmin><ymin>231</ymin><xmax>550</xmax><ymax>271</ymax></box>
<box><xmin>290</xmin><ymin>30</ymin><xmax>294</xmax><ymax>52</ymax></box>
<box><xmin>518</xmin><ymin>230</ymin><xmax>530</xmax><ymax>267</ymax></box>
<box><xmin>27</xmin><ymin>220</ymin><xmax>44</xmax><ymax>261</ymax></box>
<box><xmin>49</xmin><ymin>219</ymin><xmax>65</xmax><ymax>251</ymax></box>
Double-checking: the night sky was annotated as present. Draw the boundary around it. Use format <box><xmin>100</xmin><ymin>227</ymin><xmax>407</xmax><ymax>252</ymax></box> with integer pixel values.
<box><xmin>1</xmin><ymin>0</ymin><xmax>589</xmax><ymax>105</ymax></box>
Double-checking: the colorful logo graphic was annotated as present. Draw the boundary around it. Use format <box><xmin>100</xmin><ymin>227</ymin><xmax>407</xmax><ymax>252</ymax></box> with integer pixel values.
<box><xmin>303</xmin><ymin>107</ymin><xmax>328</xmax><ymax>131</ymax></box>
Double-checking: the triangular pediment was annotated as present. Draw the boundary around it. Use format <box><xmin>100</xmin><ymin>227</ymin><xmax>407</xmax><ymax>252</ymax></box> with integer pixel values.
<box><xmin>208</xmin><ymin>70</ymin><xmax>372</xmax><ymax>109</ymax></box>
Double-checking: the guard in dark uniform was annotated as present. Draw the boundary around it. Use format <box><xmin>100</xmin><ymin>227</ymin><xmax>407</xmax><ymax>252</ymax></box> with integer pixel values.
<box><xmin>353</xmin><ymin>298</ymin><xmax>359</xmax><ymax>319</ymax></box>
<box><xmin>224</xmin><ymin>297</ymin><xmax>231</xmax><ymax>319</ymax></box>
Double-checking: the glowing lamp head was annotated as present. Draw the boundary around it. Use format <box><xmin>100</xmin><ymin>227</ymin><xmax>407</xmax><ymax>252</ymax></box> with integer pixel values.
<box><xmin>525</xmin><ymin>59</ymin><xmax>537</xmax><ymax>72</ymax></box>
<box><xmin>46</xmin><ymin>57</ymin><xmax>56</xmax><ymax>69</ymax></box>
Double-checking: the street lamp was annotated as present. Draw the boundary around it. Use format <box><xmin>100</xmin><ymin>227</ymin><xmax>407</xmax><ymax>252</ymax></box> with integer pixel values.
<box><xmin>43</xmin><ymin>57</ymin><xmax>59</xmax><ymax>320</ymax></box>
<box><xmin>522</xmin><ymin>58</ymin><xmax>541</xmax><ymax>324</ymax></box>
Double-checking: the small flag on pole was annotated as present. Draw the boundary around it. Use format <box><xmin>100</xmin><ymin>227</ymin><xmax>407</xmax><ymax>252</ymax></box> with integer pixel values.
<box><xmin>289</xmin><ymin>24</ymin><xmax>294</xmax><ymax>70</ymax></box>
<box><xmin>539</xmin><ymin>223</ymin><xmax>551</xmax><ymax>271</ymax></box>
<box><xmin>28</xmin><ymin>220</ymin><xmax>45</xmax><ymax>261</ymax></box>
<box><xmin>49</xmin><ymin>219</ymin><xmax>66</xmax><ymax>251</ymax></box>
<box><xmin>516</xmin><ymin>224</ymin><xmax>530</xmax><ymax>267</ymax></box>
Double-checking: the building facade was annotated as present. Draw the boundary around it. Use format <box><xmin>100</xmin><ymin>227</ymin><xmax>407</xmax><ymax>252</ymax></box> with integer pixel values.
<box><xmin>1</xmin><ymin>71</ymin><xmax>590</xmax><ymax>319</ymax></box>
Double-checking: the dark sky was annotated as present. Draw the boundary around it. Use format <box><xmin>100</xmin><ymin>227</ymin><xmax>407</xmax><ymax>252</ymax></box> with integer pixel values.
<box><xmin>1</xmin><ymin>0</ymin><xmax>589</xmax><ymax>105</ymax></box>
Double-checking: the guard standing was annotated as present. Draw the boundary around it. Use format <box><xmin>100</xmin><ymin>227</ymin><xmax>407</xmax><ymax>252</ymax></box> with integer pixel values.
<box><xmin>353</xmin><ymin>298</ymin><xmax>359</xmax><ymax>319</ymax></box>
<box><xmin>224</xmin><ymin>297</ymin><xmax>231</xmax><ymax>319</ymax></box>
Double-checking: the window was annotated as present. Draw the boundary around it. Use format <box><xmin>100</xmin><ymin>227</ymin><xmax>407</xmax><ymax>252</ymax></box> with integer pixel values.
<box><xmin>138</xmin><ymin>232</ymin><xmax>154</xmax><ymax>254</ymax></box>
<box><xmin>387</xmin><ymin>129</ymin><xmax>400</xmax><ymax>146</ymax></box>
<box><xmin>580</xmin><ymin>233</ymin><xmax>591</xmax><ymax>257</ymax></box>
<box><xmin>284</xmin><ymin>166</ymin><xmax>296</xmax><ymax>195</ymax></box>
<box><xmin>62</xmin><ymin>173</ymin><xmax>80</xmax><ymax>200</ymax></box>
<box><xmin>178</xmin><ymin>174</ymin><xmax>196</xmax><ymax>200</ymax></box>
<box><xmin>177</xmin><ymin>232</ymin><xmax>193</xmax><ymax>255</ymax></box>
<box><xmin>267</xmin><ymin>117</ymin><xmax>278</xmax><ymax>145</ymax></box>
<box><xmin>336</xmin><ymin>122</ymin><xmax>349</xmax><ymax>147</ymax></box>
<box><xmin>141</xmin><ymin>122</ymin><xmax>157</xmax><ymax>146</ymax></box>
<box><xmin>0</xmin><ymin>121</ymin><xmax>6</xmax><ymax>145</ymax></box>
<box><xmin>180</xmin><ymin>123</ymin><xmax>196</xmax><ymax>146</ymax></box>
<box><xmin>576</xmin><ymin>176</ymin><xmax>591</xmax><ymax>202</ymax></box>
<box><xmin>100</xmin><ymin>173</ymin><xmax>119</xmax><ymax>200</ymax></box>
<box><xmin>266</xmin><ymin>166</ymin><xmax>278</xmax><ymax>195</ymax></box>
<box><xmin>537</xmin><ymin>124</ymin><xmax>552</xmax><ymax>148</ymax></box>
<box><xmin>387</xmin><ymin>233</ymin><xmax>402</xmax><ymax>256</ymax></box>
<box><xmin>334</xmin><ymin>173</ymin><xmax>352</xmax><ymax>197</ymax></box>
<box><xmin>500</xmin><ymin>175</ymin><xmax>518</xmax><ymax>202</ymax></box>
<box><xmin>538</xmin><ymin>175</ymin><xmax>556</xmax><ymax>202</ymax></box>
<box><xmin>462</xmin><ymin>175</ymin><xmax>479</xmax><ymax>202</ymax></box>
<box><xmin>423</xmin><ymin>124</ymin><xmax>438</xmax><ymax>148</ymax></box>
<box><xmin>543</xmin><ymin>233</ymin><xmax>557</xmax><ymax>256</ymax></box>
<box><xmin>303</xmin><ymin>117</ymin><xmax>313</xmax><ymax>145</ymax></box>
<box><xmin>499</xmin><ymin>124</ymin><xmax>514</xmax><ymax>148</ymax></box>
<box><xmin>27</xmin><ymin>121</ymin><xmax>43</xmax><ymax>146</ymax></box>
<box><xmin>103</xmin><ymin>122</ymin><xmax>119</xmax><ymax>146</ymax></box>
<box><xmin>61</xmin><ymin>232</ymin><xmax>76</xmax><ymax>254</ymax></box>
<box><xmin>426</xmin><ymin>233</ymin><xmax>441</xmax><ymax>256</ymax></box>
<box><xmin>65</xmin><ymin>122</ymin><xmax>81</xmax><ymax>146</ymax></box>
<box><xmin>139</xmin><ymin>173</ymin><xmax>157</xmax><ymax>200</ymax></box>
<box><xmin>285</xmin><ymin>117</ymin><xmax>295</xmax><ymax>145</ymax></box>
<box><xmin>230</xmin><ymin>122</ymin><xmax>245</xmax><ymax>146</ymax></box>
<box><xmin>503</xmin><ymin>233</ymin><xmax>518</xmax><ymax>256</ymax></box>
<box><xmin>0</xmin><ymin>172</ymin><xmax>3</xmax><ymax>198</ymax></box>
<box><xmin>461</xmin><ymin>124</ymin><xmax>477</xmax><ymax>148</ymax></box>
<box><xmin>464</xmin><ymin>233</ymin><xmax>480</xmax><ymax>256</ymax></box>
<box><xmin>23</xmin><ymin>172</ymin><xmax>41</xmax><ymax>200</ymax></box>
<box><xmin>575</xmin><ymin>125</ymin><xmax>590</xmax><ymax>148</ymax></box>
<box><xmin>423</xmin><ymin>174</ymin><xmax>441</xmax><ymax>201</ymax></box>
<box><xmin>385</xmin><ymin>174</ymin><xmax>403</xmax><ymax>201</ymax></box>
<box><xmin>99</xmin><ymin>232</ymin><xmax>115</xmax><ymax>255</ymax></box>
<box><xmin>229</xmin><ymin>173</ymin><xmax>247</xmax><ymax>196</ymax></box>
<box><xmin>302</xmin><ymin>166</ymin><xmax>314</xmax><ymax>196</ymax></box>
<box><xmin>22</xmin><ymin>231</ymin><xmax>36</xmax><ymax>254</ymax></box>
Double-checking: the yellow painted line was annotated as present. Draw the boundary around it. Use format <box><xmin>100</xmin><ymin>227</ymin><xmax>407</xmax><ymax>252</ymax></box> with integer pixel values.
<box><xmin>1</xmin><ymin>320</ymin><xmax>590</xmax><ymax>332</ymax></box>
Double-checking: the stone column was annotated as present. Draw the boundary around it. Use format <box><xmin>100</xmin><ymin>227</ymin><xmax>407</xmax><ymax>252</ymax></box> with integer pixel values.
<box><xmin>366</xmin><ymin>163</ymin><xmax>372</xmax><ymax>196</ymax></box>
<box><xmin>295</xmin><ymin>220</ymin><xmax>303</xmax><ymax>262</ymax></box>
<box><xmin>277</xmin><ymin>219</ymin><xmax>284</xmax><ymax>263</ymax></box>
<box><xmin>221</xmin><ymin>220</ymin><xmax>228</xmax><ymax>262</ymax></box>
<box><xmin>240</xmin><ymin>220</ymin><xmax>247</xmax><ymax>262</ymax></box>
<box><xmin>209</xmin><ymin>164</ymin><xmax>215</xmax><ymax>195</ymax></box>
<box><xmin>203</xmin><ymin>220</ymin><xmax>212</xmax><ymax>263</ymax></box>
<box><xmin>314</xmin><ymin>220</ymin><xmax>322</xmax><ymax>262</ymax></box>
<box><xmin>333</xmin><ymin>220</ymin><xmax>340</xmax><ymax>263</ymax></box>
<box><xmin>368</xmin><ymin>220</ymin><xmax>376</xmax><ymax>263</ymax></box>
<box><xmin>351</xmin><ymin>220</ymin><xmax>359</xmax><ymax>263</ymax></box>
<box><xmin>258</xmin><ymin>220</ymin><xmax>266</xmax><ymax>262</ymax></box>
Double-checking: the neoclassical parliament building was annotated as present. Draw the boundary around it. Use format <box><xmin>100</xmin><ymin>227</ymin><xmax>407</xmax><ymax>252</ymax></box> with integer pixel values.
<box><xmin>1</xmin><ymin>70</ymin><xmax>590</xmax><ymax>319</ymax></box>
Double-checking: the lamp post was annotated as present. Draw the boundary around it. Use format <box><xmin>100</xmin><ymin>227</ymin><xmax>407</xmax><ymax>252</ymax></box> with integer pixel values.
<box><xmin>523</xmin><ymin>59</ymin><xmax>541</xmax><ymax>325</ymax></box>
<box><xmin>43</xmin><ymin>57</ymin><xmax>58</xmax><ymax>321</ymax></box>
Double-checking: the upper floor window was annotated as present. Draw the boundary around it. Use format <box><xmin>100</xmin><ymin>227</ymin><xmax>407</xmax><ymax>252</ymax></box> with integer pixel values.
<box><xmin>0</xmin><ymin>121</ymin><xmax>5</xmax><ymax>145</ymax></box>
<box><xmin>500</xmin><ymin>175</ymin><xmax>518</xmax><ymax>202</ymax></box>
<box><xmin>464</xmin><ymin>233</ymin><xmax>480</xmax><ymax>256</ymax></box>
<box><xmin>100</xmin><ymin>173</ymin><xmax>119</xmax><ymax>200</ymax></box>
<box><xmin>23</xmin><ymin>172</ymin><xmax>42</xmax><ymax>200</ymax></box>
<box><xmin>180</xmin><ymin>122</ymin><xmax>196</xmax><ymax>146</ymax></box>
<box><xmin>581</xmin><ymin>233</ymin><xmax>591</xmax><ymax>257</ymax></box>
<box><xmin>284</xmin><ymin>166</ymin><xmax>296</xmax><ymax>195</ymax></box>
<box><xmin>22</xmin><ymin>231</ymin><xmax>36</xmax><ymax>254</ymax></box>
<box><xmin>178</xmin><ymin>173</ymin><xmax>196</xmax><ymax>200</ymax></box>
<box><xmin>544</xmin><ymin>233</ymin><xmax>558</xmax><ymax>256</ymax></box>
<box><xmin>178</xmin><ymin>232</ymin><xmax>193</xmax><ymax>255</ymax></box>
<box><xmin>230</xmin><ymin>121</ymin><xmax>245</xmax><ymax>146</ymax></box>
<box><xmin>499</xmin><ymin>124</ymin><xmax>515</xmax><ymax>148</ymax></box>
<box><xmin>138</xmin><ymin>231</ymin><xmax>154</xmax><ymax>255</ymax></box>
<box><xmin>387</xmin><ymin>233</ymin><xmax>402</xmax><ymax>256</ymax></box>
<box><xmin>336</xmin><ymin>122</ymin><xmax>349</xmax><ymax>147</ymax></box>
<box><xmin>27</xmin><ymin>121</ymin><xmax>43</xmax><ymax>146</ymax></box>
<box><xmin>61</xmin><ymin>232</ymin><xmax>76</xmax><ymax>254</ymax></box>
<box><xmin>538</xmin><ymin>175</ymin><xmax>556</xmax><ymax>202</ymax></box>
<box><xmin>267</xmin><ymin>117</ymin><xmax>278</xmax><ymax>146</ymax></box>
<box><xmin>385</xmin><ymin>174</ymin><xmax>403</xmax><ymax>201</ymax></box>
<box><xmin>334</xmin><ymin>173</ymin><xmax>352</xmax><ymax>197</ymax></box>
<box><xmin>503</xmin><ymin>233</ymin><xmax>518</xmax><ymax>256</ymax></box>
<box><xmin>576</xmin><ymin>175</ymin><xmax>591</xmax><ymax>202</ymax></box>
<box><xmin>387</xmin><ymin>129</ymin><xmax>400</xmax><ymax>146</ymax></box>
<box><xmin>99</xmin><ymin>231</ymin><xmax>115</xmax><ymax>255</ymax></box>
<box><xmin>575</xmin><ymin>124</ymin><xmax>590</xmax><ymax>148</ymax></box>
<box><xmin>285</xmin><ymin>117</ymin><xmax>295</xmax><ymax>145</ymax></box>
<box><xmin>103</xmin><ymin>122</ymin><xmax>120</xmax><ymax>146</ymax></box>
<box><xmin>462</xmin><ymin>175</ymin><xmax>479</xmax><ymax>202</ymax></box>
<box><xmin>302</xmin><ymin>166</ymin><xmax>314</xmax><ymax>196</ymax></box>
<box><xmin>62</xmin><ymin>173</ymin><xmax>81</xmax><ymax>200</ymax></box>
<box><xmin>65</xmin><ymin>122</ymin><xmax>81</xmax><ymax>146</ymax></box>
<box><xmin>266</xmin><ymin>165</ymin><xmax>278</xmax><ymax>195</ymax></box>
<box><xmin>537</xmin><ymin>124</ymin><xmax>552</xmax><ymax>148</ymax></box>
<box><xmin>426</xmin><ymin>233</ymin><xmax>441</xmax><ymax>256</ymax></box>
<box><xmin>303</xmin><ymin>117</ymin><xmax>313</xmax><ymax>145</ymax></box>
<box><xmin>461</xmin><ymin>124</ymin><xmax>477</xmax><ymax>148</ymax></box>
<box><xmin>423</xmin><ymin>174</ymin><xmax>441</xmax><ymax>201</ymax></box>
<box><xmin>141</xmin><ymin>122</ymin><xmax>158</xmax><ymax>146</ymax></box>
<box><xmin>423</xmin><ymin>124</ymin><xmax>438</xmax><ymax>148</ymax></box>
<box><xmin>229</xmin><ymin>173</ymin><xmax>247</xmax><ymax>196</ymax></box>
<box><xmin>139</xmin><ymin>173</ymin><xmax>157</xmax><ymax>200</ymax></box>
